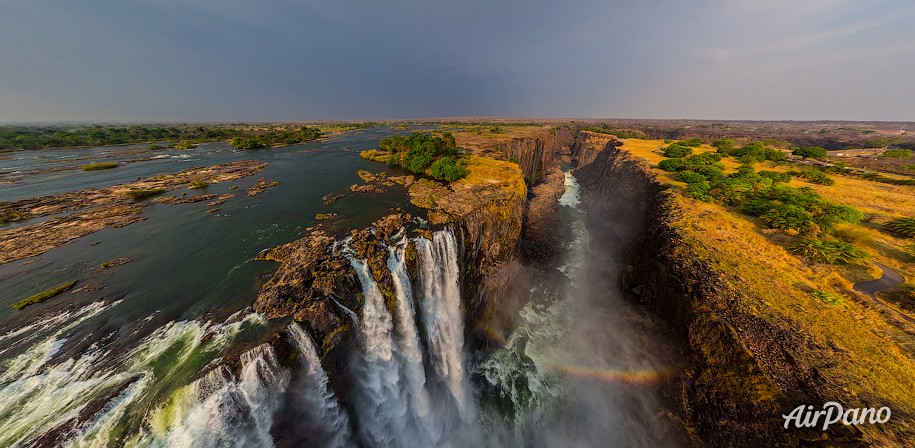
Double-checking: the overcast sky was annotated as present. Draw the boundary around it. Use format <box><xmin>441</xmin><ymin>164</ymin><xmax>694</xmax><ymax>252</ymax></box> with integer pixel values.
<box><xmin>1</xmin><ymin>0</ymin><xmax>913</xmax><ymax>122</ymax></box>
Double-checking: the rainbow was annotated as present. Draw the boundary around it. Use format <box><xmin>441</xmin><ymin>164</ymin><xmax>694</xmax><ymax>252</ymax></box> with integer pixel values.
<box><xmin>539</xmin><ymin>359</ymin><xmax>679</xmax><ymax>385</ymax></box>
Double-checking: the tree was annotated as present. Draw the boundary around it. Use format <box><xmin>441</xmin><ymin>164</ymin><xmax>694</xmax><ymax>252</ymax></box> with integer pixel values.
<box><xmin>793</xmin><ymin>146</ymin><xmax>828</xmax><ymax>159</ymax></box>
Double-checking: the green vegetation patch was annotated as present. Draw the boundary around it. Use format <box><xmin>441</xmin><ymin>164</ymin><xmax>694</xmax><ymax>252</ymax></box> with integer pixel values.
<box><xmin>81</xmin><ymin>162</ymin><xmax>119</xmax><ymax>171</ymax></box>
<box><xmin>812</xmin><ymin>290</ymin><xmax>845</xmax><ymax>305</ymax></box>
<box><xmin>789</xmin><ymin>168</ymin><xmax>835</xmax><ymax>186</ymax></box>
<box><xmin>0</xmin><ymin>211</ymin><xmax>32</xmax><ymax>225</ymax></box>
<box><xmin>881</xmin><ymin>149</ymin><xmax>913</xmax><ymax>158</ymax></box>
<box><xmin>13</xmin><ymin>281</ymin><xmax>77</xmax><ymax>310</ymax></box>
<box><xmin>231</xmin><ymin>126</ymin><xmax>322</xmax><ymax>149</ymax></box>
<box><xmin>659</xmin><ymin>149</ymin><xmax>861</xmax><ymax>236</ymax></box>
<box><xmin>126</xmin><ymin>188</ymin><xmax>166</xmax><ymax>200</ymax></box>
<box><xmin>789</xmin><ymin>239</ymin><xmax>869</xmax><ymax>265</ymax></box>
<box><xmin>364</xmin><ymin>132</ymin><xmax>468</xmax><ymax>181</ymax></box>
<box><xmin>884</xmin><ymin>217</ymin><xmax>915</xmax><ymax>238</ymax></box>
<box><xmin>188</xmin><ymin>179</ymin><xmax>209</xmax><ymax>189</ymax></box>
<box><xmin>792</xmin><ymin>146</ymin><xmax>828</xmax><ymax>159</ymax></box>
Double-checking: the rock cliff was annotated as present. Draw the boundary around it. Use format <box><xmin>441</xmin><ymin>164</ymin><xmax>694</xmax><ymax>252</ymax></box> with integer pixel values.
<box><xmin>497</xmin><ymin>127</ymin><xmax>573</xmax><ymax>185</ymax></box>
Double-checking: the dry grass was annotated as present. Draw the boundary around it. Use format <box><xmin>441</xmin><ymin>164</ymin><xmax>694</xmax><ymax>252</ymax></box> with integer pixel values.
<box><xmin>458</xmin><ymin>156</ymin><xmax>527</xmax><ymax>197</ymax></box>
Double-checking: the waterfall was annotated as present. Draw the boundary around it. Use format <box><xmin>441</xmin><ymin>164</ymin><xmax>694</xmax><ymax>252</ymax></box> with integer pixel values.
<box><xmin>144</xmin><ymin>343</ymin><xmax>289</xmax><ymax>448</ymax></box>
<box><xmin>415</xmin><ymin>230</ymin><xmax>475</xmax><ymax>427</ymax></box>
<box><xmin>283</xmin><ymin>323</ymin><xmax>352</xmax><ymax>448</ymax></box>
<box><xmin>347</xmin><ymin>253</ymin><xmax>412</xmax><ymax>446</ymax></box>
<box><xmin>344</xmin><ymin>229</ymin><xmax>475</xmax><ymax>446</ymax></box>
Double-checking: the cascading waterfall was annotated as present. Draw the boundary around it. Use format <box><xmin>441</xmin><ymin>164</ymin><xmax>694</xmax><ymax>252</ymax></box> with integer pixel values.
<box><xmin>283</xmin><ymin>323</ymin><xmax>352</xmax><ymax>448</ymax></box>
<box><xmin>344</xmin><ymin>229</ymin><xmax>475</xmax><ymax>447</ymax></box>
<box><xmin>414</xmin><ymin>230</ymin><xmax>475</xmax><ymax>426</ymax></box>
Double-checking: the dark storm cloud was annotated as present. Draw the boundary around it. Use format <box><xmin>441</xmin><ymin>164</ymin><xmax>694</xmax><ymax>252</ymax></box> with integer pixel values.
<box><xmin>0</xmin><ymin>0</ymin><xmax>913</xmax><ymax>121</ymax></box>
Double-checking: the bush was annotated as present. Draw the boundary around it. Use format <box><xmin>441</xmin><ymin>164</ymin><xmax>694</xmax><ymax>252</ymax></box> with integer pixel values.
<box><xmin>13</xmin><ymin>281</ymin><xmax>77</xmax><ymax>310</ymax></box>
<box><xmin>429</xmin><ymin>156</ymin><xmax>468</xmax><ymax>181</ymax></box>
<box><xmin>663</xmin><ymin>144</ymin><xmax>693</xmax><ymax>158</ymax></box>
<box><xmin>758</xmin><ymin>170</ymin><xmax>791</xmax><ymax>183</ymax></box>
<box><xmin>764</xmin><ymin>149</ymin><xmax>788</xmax><ymax>162</ymax></box>
<box><xmin>712</xmin><ymin>139</ymin><xmax>735</xmax><ymax>154</ymax></box>
<box><xmin>684</xmin><ymin>182</ymin><xmax>713</xmax><ymax>202</ymax></box>
<box><xmin>81</xmin><ymin>162</ymin><xmax>119</xmax><ymax>171</ymax></box>
<box><xmin>759</xmin><ymin>204</ymin><xmax>815</xmax><ymax>234</ymax></box>
<box><xmin>674</xmin><ymin>170</ymin><xmax>706</xmax><ymax>184</ymax></box>
<box><xmin>884</xmin><ymin>218</ymin><xmax>915</xmax><ymax>238</ymax></box>
<box><xmin>882</xmin><ymin>149</ymin><xmax>912</xmax><ymax>158</ymax></box>
<box><xmin>791</xmin><ymin>169</ymin><xmax>835</xmax><ymax>186</ymax></box>
<box><xmin>793</xmin><ymin>146</ymin><xmax>828</xmax><ymax>159</ymax></box>
<box><xmin>658</xmin><ymin>158</ymin><xmax>685</xmax><ymax>172</ymax></box>
<box><xmin>680</xmin><ymin>138</ymin><xmax>703</xmax><ymax>147</ymax></box>
<box><xmin>789</xmin><ymin>239</ymin><xmax>868</xmax><ymax>265</ymax></box>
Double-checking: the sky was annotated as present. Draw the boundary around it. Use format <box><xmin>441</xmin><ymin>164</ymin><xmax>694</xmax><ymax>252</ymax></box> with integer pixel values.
<box><xmin>1</xmin><ymin>0</ymin><xmax>913</xmax><ymax>122</ymax></box>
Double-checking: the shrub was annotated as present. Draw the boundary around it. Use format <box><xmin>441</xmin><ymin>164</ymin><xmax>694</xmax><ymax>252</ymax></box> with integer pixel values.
<box><xmin>791</xmin><ymin>169</ymin><xmax>835</xmax><ymax>186</ymax></box>
<box><xmin>674</xmin><ymin>170</ymin><xmax>706</xmax><ymax>184</ymax></box>
<box><xmin>658</xmin><ymin>158</ymin><xmax>685</xmax><ymax>172</ymax></box>
<box><xmin>793</xmin><ymin>146</ymin><xmax>828</xmax><ymax>159</ymax></box>
<box><xmin>881</xmin><ymin>149</ymin><xmax>912</xmax><ymax>158</ymax></box>
<box><xmin>759</xmin><ymin>204</ymin><xmax>815</xmax><ymax>233</ymax></box>
<box><xmin>81</xmin><ymin>162</ymin><xmax>119</xmax><ymax>171</ymax></box>
<box><xmin>789</xmin><ymin>239</ymin><xmax>868</xmax><ymax>265</ymax></box>
<box><xmin>429</xmin><ymin>156</ymin><xmax>468</xmax><ymax>181</ymax></box>
<box><xmin>764</xmin><ymin>149</ymin><xmax>787</xmax><ymax>162</ymax></box>
<box><xmin>884</xmin><ymin>218</ymin><xmax>915</xmax><ymax>238</ymax></box>
<box><xmin>13</xmin><ymin>281</ymin><xmax>77</xmax><ymax>310</ymax></box>
<box><xmin>680</xmin><ymin>138</ymin><xmax>703</xmax><ymax>147</ymax></box>
<box><xmin>663</xmin><ymin>144</ymin><xmax>693</xmax><ymax>158</ymax></box>
<box><xmin>712</xmin><ymin>139</ymin><xmax>735</xmax><ymax>154</ymax></box>
<box><xmin>684</xmin><ymin>182</ymin><xmax>713</xmax><ymax>202</ymax></box>
<box><xmin>758</xmin><ymin>170</ymin><xmax>791</xmax><ymax>183</ymax></box>
<box><xmin>126</xmin><ymin>188</ymin><xmax>166</xmax><ymax>199</ymax></box>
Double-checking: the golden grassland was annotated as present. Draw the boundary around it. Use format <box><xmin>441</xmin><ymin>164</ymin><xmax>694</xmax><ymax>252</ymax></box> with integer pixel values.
<box><xmin>457</xmin><ymin>155</ymin><xmax>527</xmax><ymax>198</ymax></box>
<box><xmin>620</xmin><ymin>138</ymin><xmax>915</xmax><ymax>424</ymax></box>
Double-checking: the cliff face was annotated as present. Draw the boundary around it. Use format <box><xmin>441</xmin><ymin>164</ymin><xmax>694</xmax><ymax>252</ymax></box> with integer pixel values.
<box><xmin>498</xmin><ymin>127</ymin><xmax>573</xmax><ymax>185</ymax></box>
<box><xmin>572</xmin><ymin>145</ymin><xmax>872</xmax><ymax>446</ymax></box>
<box><xmin>569</xmin><ymin>130</ymin><xmax>619</xmax><ymax>168</ymax></box>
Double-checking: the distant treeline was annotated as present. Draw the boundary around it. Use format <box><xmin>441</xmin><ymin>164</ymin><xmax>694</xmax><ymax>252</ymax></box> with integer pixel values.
<box><xmin>0</xmin><ymin>123</ymin><xmax>379</xmax><ymax>150</ymax></box>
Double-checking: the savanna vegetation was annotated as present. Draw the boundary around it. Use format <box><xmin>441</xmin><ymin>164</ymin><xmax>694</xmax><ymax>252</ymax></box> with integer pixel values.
<box><xmin>0</xmin><ymin>124</ymin><xmax>324</xmax><ymax>151</ymax></box>
<box><xmin>656</xmin><ymin>140</ymin><xmax>866</xmax><ymax>264</ymax></box>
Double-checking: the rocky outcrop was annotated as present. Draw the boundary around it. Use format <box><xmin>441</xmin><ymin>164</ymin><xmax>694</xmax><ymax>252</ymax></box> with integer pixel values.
<box><xmin>498</xmin><ymin>127</ymin><xmax>573</xmax><ymax>185</ymax></box>
<box><xmin>0</xmin><ymin>161</ymin><xmax>267</xmax><ymax>265</ymax></box>
<box><xmin>255</xmin><ymin>156</ymin><xmax>528</xmax><ymax>353</ymax></box>
<box><xmin>572</xmin><ymin>146</ymin><xmax>872</xmax><ymax>446</ymax></box>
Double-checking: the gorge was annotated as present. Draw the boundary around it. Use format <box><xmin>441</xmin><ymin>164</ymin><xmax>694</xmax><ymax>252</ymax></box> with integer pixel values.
<box><xmin>2</xmin><ymin>124</ymin><xmax>912</xmax><ymax>446</ymax></box>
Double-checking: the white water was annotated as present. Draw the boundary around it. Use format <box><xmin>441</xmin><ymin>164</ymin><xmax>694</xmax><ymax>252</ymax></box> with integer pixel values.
<box><xmin>415</xmin><ymin>230</ymin><xmax>475</xmax><ymax>426</ymax></box>
<box><xmin>283</xmin><ymin>323</ymin><xmax>352</xmax><ymax>447</ymax></box>
<box><xmin>343</xmin><ymin>229</ymin><xmax>476</xmax><ymax>447</ymax></box>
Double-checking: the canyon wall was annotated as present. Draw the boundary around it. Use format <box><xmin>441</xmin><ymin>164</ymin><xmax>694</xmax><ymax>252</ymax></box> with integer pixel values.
<box><xmin>572</xmin><ymin>142</ymin><xmax>871</xmax><ymax>446</ymax></box>
<box><xmin>498</xmin><ymin>127</ymin><xmax>574</xmax><ymax>185</ymax></box>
